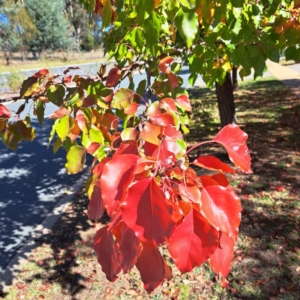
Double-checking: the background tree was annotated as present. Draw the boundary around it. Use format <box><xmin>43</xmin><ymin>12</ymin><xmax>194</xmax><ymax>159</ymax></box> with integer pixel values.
<box><xmin>0</xmin><ymin>0</ymin><xmax>36</xmax><ymax>65</ymax></box>
<box><xmin>65</xmin><ymin>0</ymin><xmax>91</xmax><ymax>52</ymax></box>
<box><xmin>0</xmin><ymin>10</ymin><xmax>19</xmax><ymax>66</ymax></box>
<box><xmin>25</xmin><ymin>0</ymin><xmax>75</xmax><ymax>56</ymax></box>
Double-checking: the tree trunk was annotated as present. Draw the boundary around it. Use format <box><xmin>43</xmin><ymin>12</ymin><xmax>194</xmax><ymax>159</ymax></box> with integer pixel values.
<box><xmin>232</xmin><ymin>66</ymin><xmax>238</xmax><ymax>90</ymax></box>
<box><xmin>215</xmin><ymin>71</ymin><xmax>237</xmax><ymax>128</ymax></box>
<box><xmin>4</xmin><ymin>52</ymin><xmax>10</xmax><ymax>66</ymax></box>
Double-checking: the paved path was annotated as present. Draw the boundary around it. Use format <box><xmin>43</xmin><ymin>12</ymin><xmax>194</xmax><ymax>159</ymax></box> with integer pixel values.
<box><xmin>266</xmin><ymin>60</ymin><xmax>300</xmax><ymax>90</ymax></box>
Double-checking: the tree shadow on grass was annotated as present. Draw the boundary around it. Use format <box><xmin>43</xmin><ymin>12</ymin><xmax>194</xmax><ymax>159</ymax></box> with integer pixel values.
<box><xmin>186</xmin><ymin>78</ymin><xmax>300</xmax><ymax>299</ymax></box>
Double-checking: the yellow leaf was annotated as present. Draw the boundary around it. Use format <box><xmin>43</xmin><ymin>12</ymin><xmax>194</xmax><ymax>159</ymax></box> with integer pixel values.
<box><xmin>222</xmin><ymin>62</ymin><xmax>232</xmax><ymax>72</ymax></box>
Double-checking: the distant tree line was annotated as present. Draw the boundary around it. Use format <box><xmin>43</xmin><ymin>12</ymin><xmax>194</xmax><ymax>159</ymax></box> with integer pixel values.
<box><xmin>0</xmin><ymin>0</ymin><xmax>103</xmax><ymax>65</ymax></box>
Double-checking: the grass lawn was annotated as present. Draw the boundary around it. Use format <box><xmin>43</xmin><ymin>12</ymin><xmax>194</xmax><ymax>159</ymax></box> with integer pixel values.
<box><xmin>1</xmin><ymin>78</ymin><xmax>300</xmax><ymax>300</ymax></box>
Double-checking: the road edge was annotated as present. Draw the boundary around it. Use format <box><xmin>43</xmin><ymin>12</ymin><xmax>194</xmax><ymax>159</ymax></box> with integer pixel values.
<box><xmin>0</xmin><ymin>171</ymin><xmax>89</xmax><ymax>293</ymax></box>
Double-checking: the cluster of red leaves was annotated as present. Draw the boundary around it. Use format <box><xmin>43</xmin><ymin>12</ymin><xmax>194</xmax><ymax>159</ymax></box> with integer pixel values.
<box><xmin>87</xmin><ymin>103</ymin><xmax>252</xmax><ymax>293</ymax></box>
<box><xmin>1</xmin><ymin>62</ymin><xmax>252</xmax><ymax>294</ymax></box>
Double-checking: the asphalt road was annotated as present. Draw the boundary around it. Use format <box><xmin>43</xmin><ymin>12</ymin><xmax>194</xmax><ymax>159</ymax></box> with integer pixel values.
<box><xmin>0</xmin><ymin>63</ymin><xmax>272</xmax><ymax>272</ymax></box>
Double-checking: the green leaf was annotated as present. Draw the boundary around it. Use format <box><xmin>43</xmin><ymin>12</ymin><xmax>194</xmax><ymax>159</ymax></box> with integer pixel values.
<box><xmin>231</xmin><ymin>0</ymin><xmax>243</xmax><ymax>8</ymax></box>
<box><xmin>176</xmin><ymin>138</ymin><xmax>187</xmax><ymax>158</ymax></box>
<box><xmin>102</xmin><ymin>0</ymin><xmax>112</xmax><ymax>28</ymax></box>
<box><xmin>285</xmin><ymin>46</ymin><xmax>300</xmax><ymax>61</ymax></box>
<box><xmin>137</xmin><ymin>80</ymin><xmax>147</xmax><ymax>96</ymax></box>
<box><xmin>175</xmin><ymin>8</ymin><xmax>198</xmax><ymax>48</ymax></box>
<box><xmin>268</xmin><ymin>49</ymin><xmax>280</xmax><ymax>63</ymax></box>
<box><xmin>56</xmin><ymin>115</ymin><xmax>74</xmax><ymax>141</ymax></box>
<box><xmin>180</xmin><ymin>0</ymin><xmax>196</xmax><ymax>9</ymax></box>
<box><xmin>36</xmin><ymin>101</ymin><xmax>45</xmax><ymax>125</ymax></box>
<box><xmin>144</xmin><ymin>12</ymin><xmax>161</xmax><ymax>47</ymax></box>
<box><xmin>188</xmin><ymin>72</ymin><xmax>197</xmax><ymax>86</ymax></box>
<box><xmin>253</xmin><ymin>55</ymin><xmax>266</xmax><ymax>78</ymax></box>
<box><xmin>126</xmin><ymin>28</ymin><xmax>144</xmax><ymax>51</ymax></box>
<box><xmin>53</xmin><ymin>137</ymin><xmax>62</xmax><ymax>154</ymax></box>
<box><xmin>136</xmin><ymin>0</ymin><xmax>154</xmax><ymax>26</ymax></box>
<box><xmin>89</xmin><ymin>127</ymin><xmax>104</xmax><ymax>144</ymax></box>
<box><xmin>65</xmin><ymin>145</ymin><xmax>86</xmax><ymax>175</ymax></box>
<box><xmin>48</xmin><ymin>119</ymin><xmax>59</xmax><ymax>147</ymax></box>
<box><xmin>47</xmin><ymin>85</ymin><xmax>65</xmax><ymax>106</ymax></box>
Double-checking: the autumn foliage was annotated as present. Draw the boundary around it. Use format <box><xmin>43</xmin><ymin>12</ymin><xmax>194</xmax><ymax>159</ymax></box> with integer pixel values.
<box><xmin>0</xmin><ymin>54</ymin><xmax>253</xmax><ymax>293</ymax></box>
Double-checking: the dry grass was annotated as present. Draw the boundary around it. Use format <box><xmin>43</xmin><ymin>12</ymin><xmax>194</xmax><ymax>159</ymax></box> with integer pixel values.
<box><xmin>0</xmin><ymin>50</ymin><xmax>109</xmax><ymax>73</ymax></box>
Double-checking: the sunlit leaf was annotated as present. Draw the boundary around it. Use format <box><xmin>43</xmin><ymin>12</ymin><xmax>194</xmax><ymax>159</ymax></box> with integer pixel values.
<box><xmin>209</xmin><ymin>232</ymin><xmax>235</xmax><ymax>278</ymax></box>
<box><xmin>65</xmin><ymin>145</ymin><xmax>87</xmax><ymax>174</ymax></box>
<box><xmin>100</xmin><ymin>154</ymin><xmax>140</xmax><ymax>216</ymax></box>
<box><xmin>0</xmin><ymin>104</ymin><xmax>11</xmax><ymax>119</ymax></box>
<box><xmin>140</xmin><ymin>122</ymin><xmax>162</xmax><ymax>145</ymax></box>
<box><xmin>121</xmin><ymin>177</ymin><xmax>176</xmax><ymax>245</ymax></box>
<box><xmin>106</xmin><ymin>67</ymin><xmax>121</xmax><ymax>87</ymax></box>
<box><xmin>201</xmin><ymin>185</ymin><xmax>241</xmax><ymax>238</ymax></box>
<box><xmin>111</xmin><ymin>88</ymin><xmax>135</xmax><ymax>110</ymax></box>
<box><xmin>194</xmin><ymin>156</ymin><xmax>235</xmax><ymax>173</ymax></box>
<box><xmin>169</xmin><ymin>207</ymin><xmax>218</xmax><ymax>273</ymax></box>
<box><xmin>214</xmin><ymin>125</ymin><xmax>252</xmax><ymax>173</ymax></box>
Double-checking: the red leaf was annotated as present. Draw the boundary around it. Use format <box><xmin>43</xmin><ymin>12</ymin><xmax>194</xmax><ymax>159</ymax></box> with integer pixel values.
<box><xmin>94</xmin><ymin>226</ymin><xmax>122</xmax><ymax>282</ymax></box>
<box><xmin>121</xmin><ymin>177</ymin><xmax>176</xmax><ymax>245</ymax></box>
<box><xmin>114</xmin><ymin>141</ymin><xmax>139</xmax><ymax>156</ymax></box>
<box><xmin>63</xmin><ymin>75</ymin><xmax>72</xmax><ymax>84</ymax></box>
<box><xmin>167</xmin><ymin>73</ymin><xmax>178</xmax><ymax>90</ymax></box>
<box><xmin>168</xmin><ymin>207</ymin><xmax>218</xmax><ymax>273</ymax></box>
<box><xmin>140</xmin><ymin>122</ymin><xmax>163</xmax><ymax>145</ymax></box>
<box><xmin>211</xmin><ymin>174</ymin><xmax>229</xmax><ymax>187</ymax></box>
<box><xmin>201</xmin><ymin>185</ymin><xmax>242</xmax><ymax>238</ymax></box>
<box><xmin>214</xmin><ymin>125</ymin><xmax>252</xmax><ymax>173</ymax></box>
<box><xmin>200</xmin><ymin>176</ymin><xmax>219</xmax><ymax>187</ymax></box>
<box><xmin>68</xmin><ymin>119</ymin><xmax>81</xmax><ymax>142</ymax></box>
<box><xmin>87</xmin><ymin>142</ymin><xmax>100</xmax><ymax>154</ymax></box>
<box><xmin>119</xmin><ymin>223</ymin><xmax>142</xmax><ymax>273</ymax></box>
<box><xmin>88</xmin><ymin>180</ymin><xmax>105</xmax><ymax>220</ymax></box>
<box><xmin>124</xmin><ymin>102</ymin><xmax>139</xmax><ymax>115</ymax></box>
<box><xmin>106</xmin><ymin>67</ymin><xmax>121</xmax><ymax>87</ymax></box>
<box><xmin>101</xmin><ymin>112</ymin><xmax>118</xmax><ymax>131</ymax></box>
<box><xmin>84</xmin><ymin>95</ymin><xmax>97</xmax><ymax>107</ymax></box>
<box><xmin>100</xmin><ymin>154</ymin><xmax>139</xmax><ymax>216</ymax></box>
<box><xmin>156</xmin><ymin>112</ymin><xmax>176</xmax><ymax>127</ymax></box>
<box><xmin>179</xmin><ymin>183</ymin><xmax>201</xmax><ymax>203</ymax></box>
<box><xmin>164</xmin><ymin>125</ymin><xmax>183</xmax><ymax>139</ymax></box>
<box><xmin>276</xmin><ymin>185</ymin><xmax>284</xmax><ymax>192</ymax></box>
<box><xmin>33</xmin><ymin>68</ymin><xmax>49</xmax><ymax>78</ymax></box>
<box><xmin>175</xmin><ymin>95</ymin><xmax>192</xmax><ymax>111</ymax></box>
<box><xmin>160</xmin><ymin>98</ymin><xmax>177</xmax><ymax>112</ymax></box>
<box><xmin>0</xmin><ymin>104</ymin><xmax>11</xmax><ymax>119</ymax></box>
<box><xmin>147</xmin><ymin>101</ymin><xmax>161</xmax><ymax>120</ymax></box>
<box><xmin>194</xmin><ymin>156</ymin><xmax>235</xmax><ymax>173</ymax></box>
<box><xmin>135</xmin><ymin>242</ymin><xmax>169</xmax><ymax>293</ymax></box>
<box><xmin>49</xmin><ymin>108</ymin><xmax>69</xmax><ymax>119</ymax></box>
<box><xmin>209</xmin><ymin>232</ymin><xmax>235</xmax><ymax>278</ymax></box>
<box><xmin>76</xmin><ymin>109</ymin><xmax>88</xmax><ymax>133</ymax></box>
<box><xmin>93</xmin><ymin>157</ymin><xmax>110</xmax><ymax>176</ymax></box>
<box><xmin>158</xmin><ymin>56</ymin><xmax>174</xmax><ymax>74</ymax></box>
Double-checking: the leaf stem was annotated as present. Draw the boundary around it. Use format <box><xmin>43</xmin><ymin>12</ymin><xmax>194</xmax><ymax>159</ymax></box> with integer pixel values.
<box><xmin>185</xmin><ymin>140</ymin><xmax>214</xmax><ymax>155</ymax></box>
